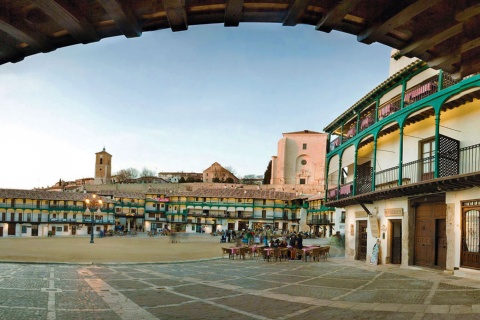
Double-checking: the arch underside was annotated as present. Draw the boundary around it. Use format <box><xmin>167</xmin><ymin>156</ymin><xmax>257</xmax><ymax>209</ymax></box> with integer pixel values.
<box><xmin>1</xmin><ymin>1</ymin><xmax>480</xmax><ymax>77</ymax></box>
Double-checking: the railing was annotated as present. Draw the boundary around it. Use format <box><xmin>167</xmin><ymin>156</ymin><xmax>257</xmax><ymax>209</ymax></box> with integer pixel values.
<box><xmin>443</xmin><ymin>72</ymin><xmax>460</xmax><ymax>89</ymax></box>
<box><xmin>327</xmin><ymin>187</ymin><xmax>338</xmax><ymax>201</ymax></box>
<box><xmin>402</xmin><ymin>156</ymin><xmax>435</xmax><ymax>184</ymax></box>
<box><xmin>375</xmin><ymin>166</ymin><xmax>399</xmax><ymax>189</ymax></box>
<box><xmin>403</xmin><ymin>76</ymin><xmax>438</xmax><ymax>107</ymax></box>
<box><xmin>378</xmin><ymin>97</ymin><xmax>401</xmax><ymax>120</ymax></box>
<box><xmin>339</xmin><ymin>183</ymin><xmax>353</xmax><ymax>198</ymax></box>
<box><xmin>459</xmin><ymin>143</ymin><xmax>480</xmax><ymax>174</ymax></box>
<box><xmin>359</xmin><ymin>113</ymin><xmax>375</xmax><ymax>132</ymax></box>
<box><xmin>307</xmin><ymin>218</ymin><xmax>331</xmax><ymax>225</ymax></box>
<box><xmin>330</xmin><ymin>137</ymin><xmax>341</xmax><ymax>151</ymax></box>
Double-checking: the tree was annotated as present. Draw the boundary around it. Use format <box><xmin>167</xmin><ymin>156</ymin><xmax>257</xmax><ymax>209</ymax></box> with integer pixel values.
<box><xmin>224</xmin><ymin>166</ymin><xmax>237</xmax><ymax>176</ymax></box>
<box><xmin>115</xmin><ymin>167</ymin><xmax>139</xmax><ymax>182</ymax></box>
<box><xmin>140</xmin><ymin>167</ymin><xmax>156</xmax><ymax>177</ymax></box>
<box><xmin>263</xmin><ymin>160</ymin><xmax>272</xmax><ymax>184</ymax></box>
<box><xmin>226</xmin><ymin>177</ymin><xmax>234</xmax><ymax>183</ymax></box>
<box><xmin>179</xmin><ymin>176</ymin><xmax>186</xmax><ymax>183</ymax></box>
<box><xmin>212</xmin><ymin>177</ymin><xmax>220</xmax><ymax>183</ymax></box>
<box><xmin>186</xmin><ymin>176</ymin><xmax>195</xmax><ymax>183</ymax></box>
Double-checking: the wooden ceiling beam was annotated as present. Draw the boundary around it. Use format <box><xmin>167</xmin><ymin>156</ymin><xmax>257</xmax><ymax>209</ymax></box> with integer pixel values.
<box><xmin>163</xmin><ymin>0</ymin><xmax>188</xmax><ymax>32</ymax></box>
<box><xmin>283</xmin><ymin>0</ymin><xmax>310</xmax><ymax>27</ymax></box>
<box><xmin>224</xmin><ymin>0</ymin><xmax>244</xmax><ymax>27</ymax></box>
<box><xmin>358</xmin><ymin>0</ymin><xmax>443</xmax><ymax>45</ymax></box>
<box><xmin>30</xmin><ymin>0</ymin><xmax>98</xmax><ymax>44</ymax></box>
<box><xmin>455</xmin><ymin>3</ymin><xmax>480</xmax><ymax>22</ymax></box>
<box><xmin>316</xmin><ymin>0</ymin><xmax>362</xmax><ymax>33</ymax></box>
<box><xmin>399</xmin><ymin>23</ymin><xmax>463</xmax><ymax>57</ymax></box>
<box><xmin>0</xmin><ymin>15</ymin><xmax>53</xmax><ymax>52</ymax></box>
<box><xmin>97</xmin><ymin>0</ymin><xmax>142</xmax><ymax>38</ymax></box>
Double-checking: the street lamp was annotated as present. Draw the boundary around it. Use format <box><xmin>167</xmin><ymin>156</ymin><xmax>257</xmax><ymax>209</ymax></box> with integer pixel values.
<box><xmin>85</xmin><ymin>194</ymin><xmax>103</xmax><ymax>244</ymax></box>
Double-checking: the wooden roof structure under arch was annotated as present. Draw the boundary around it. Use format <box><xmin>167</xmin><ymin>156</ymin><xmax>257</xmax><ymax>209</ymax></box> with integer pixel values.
<box><xmin>1</xmin><ymin>1</ymin><xmax>480</xmax><ymax>78</ymax></box>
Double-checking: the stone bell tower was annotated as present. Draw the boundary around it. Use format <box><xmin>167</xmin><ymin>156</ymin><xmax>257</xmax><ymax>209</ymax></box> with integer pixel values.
<box><xmin>94</xmin><ymin>147</ymin><xmax>112</xmax><ymax>185</ymax></box>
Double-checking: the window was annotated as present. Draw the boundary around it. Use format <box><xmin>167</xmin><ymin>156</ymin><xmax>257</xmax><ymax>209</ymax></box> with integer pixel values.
<box><xmin>420</xmin><ymin>138</ymin><xmax>435</xmax><ymax>180</ymax></box>
<box><xmin>22</xmin><ymin>226</ymin><xmax>27</xmax><ymax>233</ymax></box>
<box><xmin>56</xmin><ymin>227</ymin><xmax>63</xmax><ymax>232</ymax></box>
<box><xmin>341</xmin><ymin>211</ymin><xmax>346</xmax><ymax>223</ymax></box>
<box><xmin>299</xmin><ymin>179</ymin><xmax>306</xmax><ymax>185</ymax></box>
<box><xmin>303</xmin><ymin>143</ymin><xmax>307</xmax><ymax>150</ymax></box>
<box><xmin>149</xmin><ymin>213</ymin><xmax>155</xmax><ymax>218</ymax></box>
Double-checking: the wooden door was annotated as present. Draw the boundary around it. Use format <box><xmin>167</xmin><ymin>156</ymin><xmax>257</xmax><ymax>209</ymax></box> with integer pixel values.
<box><xmin>391</xmin><ymin>220</ymin><xmax>402</xmax><ymax>264</ymax></box>
<box><xmin>8</xmin><ymin>224</ymin><xmax>15</xmax><ymax>235</ymax></box>
<box><xmin>461</xmin><ymin>208</ymin><xmax>480</xmax><ymax>269</ymax></box>
<box><xmin>415</xmin><ymin>203</ymin><xmax>446</xmax><ymax>267</ymax></box>
<box><xmin>436</xmin><ymin>219</ymin><xmax>447</xmax><ymax>268</ymax></box>
<box><xmin>357</xmin><ymin>220</ymin><xmax>368</xmax><ymax>261</ymax></box>
<box><xmin>31</xmin><ymin>225</ymin><xmax>38</xmax><ymax>236</ymax></box>
<box><xmin>0</xmin><ymin>227</ymin><xmax>3</xmax><ymax>237</ymax></box>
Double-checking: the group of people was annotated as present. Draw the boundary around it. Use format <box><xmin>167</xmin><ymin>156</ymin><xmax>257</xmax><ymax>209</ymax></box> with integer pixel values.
<box><xmin>220</xmin><ymin>228</ymin><xmax>307</xmax><ymax>250</ymax></box>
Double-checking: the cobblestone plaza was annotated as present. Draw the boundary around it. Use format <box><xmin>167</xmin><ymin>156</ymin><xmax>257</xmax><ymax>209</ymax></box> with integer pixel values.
<box><xmin>1</xmin><ymin>251</ymin><xmax>480</xmax><ymax>319</ymax></box>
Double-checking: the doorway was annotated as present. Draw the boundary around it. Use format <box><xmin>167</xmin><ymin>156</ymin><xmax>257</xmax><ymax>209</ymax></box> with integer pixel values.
<box><xmin>390</xmin><ymin>219</ymin><xmax>402</xmax><ymax>264</ymax></box>
<box><xmin>31</xmin><ymin>225</ymin><xmax>38</xmax><ymax>236</ymax></box>
<box><xmin>414</xmin><ymin>203</ymin><xmax>446</xmax><ymax>267</ymax></box>
<box><xmin>356</xmin><ymin>220</ymin><xmax>367</xmax><ymax>261</ymax></box>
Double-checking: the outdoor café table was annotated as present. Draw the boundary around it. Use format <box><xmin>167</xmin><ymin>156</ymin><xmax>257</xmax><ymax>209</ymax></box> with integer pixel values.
<box><xmin>251</xmin><ymin>245</ymin><xmax>264</xmax><ymax>257</ymax></box>
<box><xmin>300</xmin><ymin>247</ymin><xmax>315</xmax><ymax>261</ymax></box>
<box><xmin>263</xmin><ymin>247</ymin><xmax>274</xmax><ymax>261</ymax></box>
<box><xmin>229</xmin><ymin>247</ymin><xmax>242</xmax><ymax>259</ymax></box>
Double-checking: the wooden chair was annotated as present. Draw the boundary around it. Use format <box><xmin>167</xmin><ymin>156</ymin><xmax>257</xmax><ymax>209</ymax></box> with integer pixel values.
<box><xmin>294</xmin><ymin>248</ymin><xmax>305</xmax><ymax>261</ymax></box>
<box><xmin>311</xmin><ymin>247</ymin><xmax>321</xmax><ymax>262</ymax></box>
<box><xmin>255</xmin><ymin>247</ymin><xmax>266</xmax><ymax>261</ymax></box>
<box><xmin>323</xmin><ymin>246</ymin><xmax>330</xmax><ymax>259</ymax></box>
<box><xmin>239</xmin><ymin>247</ymin><xmax>253</xmax><ymax>260</ymax></box>
<box><xmin>318</xmin><ymin>247</ymin><xmax>328</xmax><ymax>261</ymax></box>
<box><xmin>272</xmin><ymin>248</ymin><xmax>283</xmax><ymax>262</ymax></box>
<box><xmin>221</xmin><ymin>247</ymin><xmax>232</xmax><ymax>259</ymax></box>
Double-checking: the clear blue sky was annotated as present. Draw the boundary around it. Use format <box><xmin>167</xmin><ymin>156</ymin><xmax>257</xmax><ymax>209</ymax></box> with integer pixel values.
<box><xmin>0</xmin><ymin>23</ymin><xmax>391</xmax><ymax>189</ymax></box>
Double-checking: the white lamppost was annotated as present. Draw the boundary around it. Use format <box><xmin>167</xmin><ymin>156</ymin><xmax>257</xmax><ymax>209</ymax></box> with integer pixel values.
<box><xmin>85</xmin><ymin>194</ymin><xmax>102</xmax><ymax>244</ymax></box>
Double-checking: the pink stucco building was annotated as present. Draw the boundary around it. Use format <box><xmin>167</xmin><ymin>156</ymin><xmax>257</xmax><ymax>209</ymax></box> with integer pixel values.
<box><xmin>270</xmin><ymin>130</ymin><xmax>328</xmax><ymax>191</ymax></box>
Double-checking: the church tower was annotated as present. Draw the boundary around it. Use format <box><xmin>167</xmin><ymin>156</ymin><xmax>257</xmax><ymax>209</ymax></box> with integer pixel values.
<box><xmin>94</xmin><ymin>147</ymin><xmax>112</xmax><ymax>185</ymax></box>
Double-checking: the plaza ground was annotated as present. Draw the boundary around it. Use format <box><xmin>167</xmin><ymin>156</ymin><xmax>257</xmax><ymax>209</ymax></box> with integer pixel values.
<box><xmin>0</xmin><ymin>233</ymin><xmax>228</xmax><ymax>263</ymax></box>
<box><xmin>1</xmin><ymin>235</ymin><xmax>480</xmax><ymax>319</ymax></box>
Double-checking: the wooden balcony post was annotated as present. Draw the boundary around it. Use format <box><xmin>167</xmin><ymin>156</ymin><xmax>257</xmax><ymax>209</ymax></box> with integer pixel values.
<box><xmin>437</xmin><ymin>70</ymin><xmax>444</xmax><ymax>91</ymax></box>
<box><xmin>400</xmin><ymin>79</ymin><xmax>407</xmax><ymax>109</ymax></box>
<box><xmin>353</xmin><ymin>148</ymin><xmax>358</xmax><ymax>196</ymax></box>
<box><xmin>398</xmin><ymin>126</ymin><xmax>404</xmax><ymax>185</ymax></box>
<box><xmin>372</xmin><ymin>138</ymin><xmax>378</xmax><ymax>191</ymax></box>
<box><xmin>434</xmin><ymin>110</ymin><xmax>441</xmax><ymax>178</ymax></box>
<box><xmin>337</xmin><ymin>157</ymin><xmax>342</xmax><ymax>201</ymax></box>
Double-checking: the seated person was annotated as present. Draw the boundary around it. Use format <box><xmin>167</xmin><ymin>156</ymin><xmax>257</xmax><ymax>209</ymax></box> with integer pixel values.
<box><xmin>295</xmin><ymin>234</ymin><xmax>303</xmax><ymax>249</ymax></box>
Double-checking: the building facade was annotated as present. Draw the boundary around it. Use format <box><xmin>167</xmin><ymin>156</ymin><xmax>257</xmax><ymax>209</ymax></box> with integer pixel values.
<box><xmin>270</xmin><ymin>130</ymin><xmax>328</xmax><ymax>191</ymax></box>
<box><xmin>323</xmin><ymin>52</ymin><xmax>480</xmax><ymax>277</ymax></box>
<box><xmin>0</xmin><ymin>187</ymin><xmax>307</xmax><ymax>237</ymax></box>
<box><xmin>203</xmin><ymin>162</ymin><xmax>239</xmax><ymax>183</ymax></box>
<box><xmin>94</xmin><ymin>148</ymin><xmax>112</xmax><ymax>185</ymax></box>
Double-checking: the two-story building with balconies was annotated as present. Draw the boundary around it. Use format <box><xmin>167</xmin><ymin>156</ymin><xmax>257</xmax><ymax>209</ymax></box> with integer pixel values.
<box><xmin>0</xmin><ymin>189</ymin><xmax>115</xmax><ymax>237</ymax></box>
<box><xmin>324</xmin><ymin>52</ymin><xmax>480</xmax><ymax>277</ymax></box>
<box><xmin>164</xmin><ymin>188</ymin><xmax>304</xmax><ymax>234</ymax></box>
